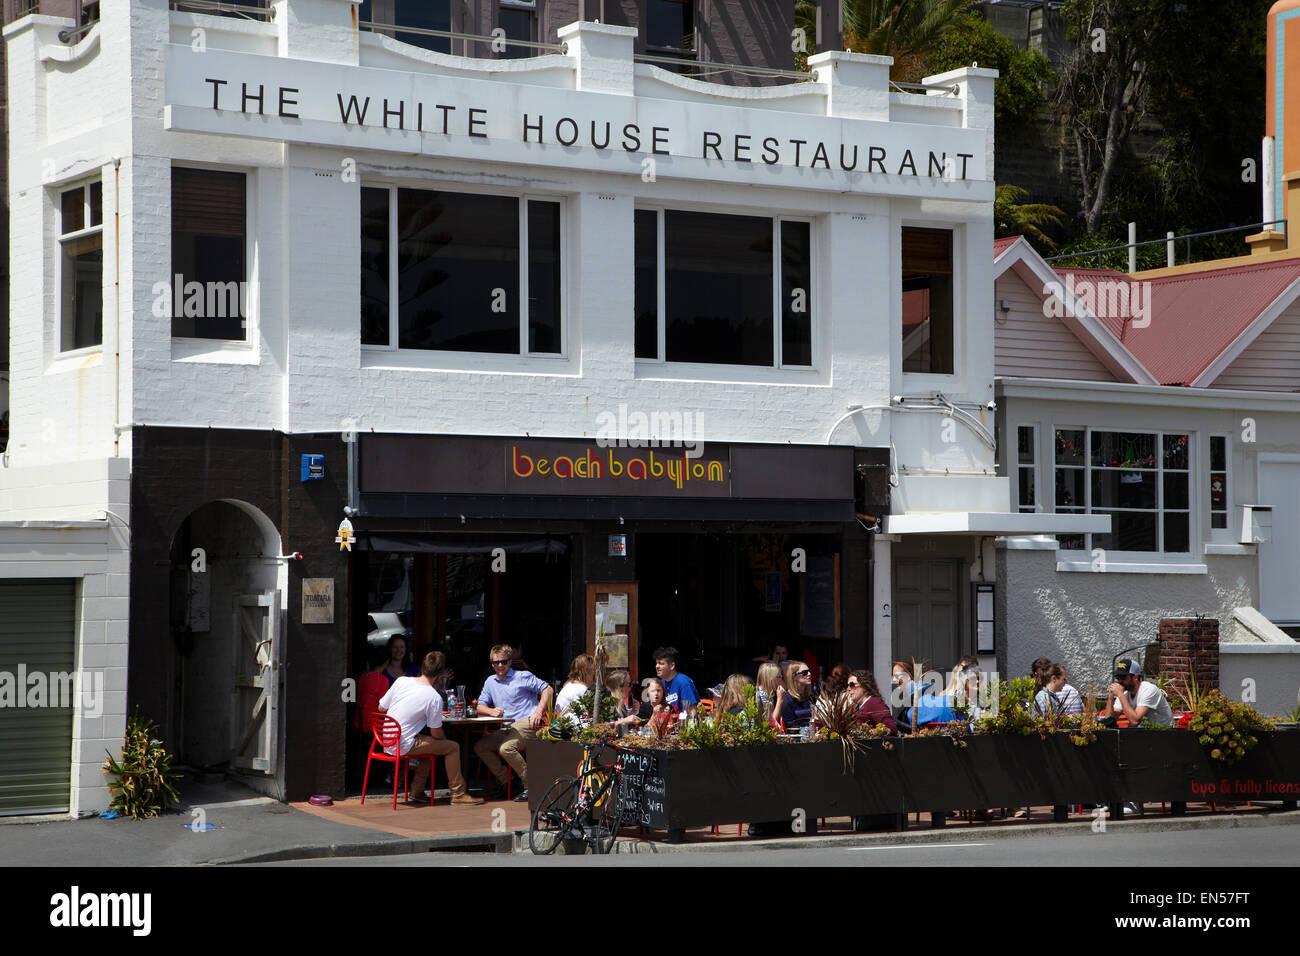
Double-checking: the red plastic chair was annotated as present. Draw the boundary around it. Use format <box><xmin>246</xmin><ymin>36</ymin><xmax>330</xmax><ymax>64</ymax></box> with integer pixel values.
<box><xmin>361</xmin><ymin>715</ymin><xmax>437</xmax><ymax>809</ymax></box>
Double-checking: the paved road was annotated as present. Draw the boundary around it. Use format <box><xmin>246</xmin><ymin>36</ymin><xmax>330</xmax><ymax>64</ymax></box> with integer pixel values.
<box><xmin>253</xmin><ymin>820</ymin><xmax>1297</xmax><ymax>866</ymax></box>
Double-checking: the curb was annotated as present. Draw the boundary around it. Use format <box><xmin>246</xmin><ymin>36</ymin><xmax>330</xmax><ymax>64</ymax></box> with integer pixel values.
<box><xmin>216</xmin><ymin>806</ymin><xmax>1300</xmax><ymax>863</ymax></box>
<box><xmin>213</xmin><ymin>831</ymin><xmax>514</xmax><ymax>865</ymax></box>
<box><xmin>591</xmin><ymin>807</ymin><xmax>1300</xmax><ymax>855</ymax></box>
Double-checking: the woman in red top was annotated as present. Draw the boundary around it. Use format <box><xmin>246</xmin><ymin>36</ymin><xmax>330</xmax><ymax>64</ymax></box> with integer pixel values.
<box><xmin>354</xmin><ymin>647</ymin><xmax>389</xmax><ymax>738</ymax></box>
<box><xmin>847</xmin><ymin>669</ymin><xmax>897</xmax><ymax>734</ymax></box>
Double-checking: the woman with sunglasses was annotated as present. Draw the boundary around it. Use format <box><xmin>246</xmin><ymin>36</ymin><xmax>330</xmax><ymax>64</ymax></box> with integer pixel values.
<box><xmin>775</xmin><ymin>661</ymin><xmax>817</xmax><ymax>730</ymax></box>
<box><xmin>847</xmin><ymin>669</ymin><xmax>897</xmax><ymax>733</ymax></box>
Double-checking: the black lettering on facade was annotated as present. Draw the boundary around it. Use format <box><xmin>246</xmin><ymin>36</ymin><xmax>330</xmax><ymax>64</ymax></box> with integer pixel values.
<box><xmin>383</xmin><ymin>98</ymin><xmax>404</xmax><ymax>129</ymax></box>
<box><xmin>733</xmin><ymin>133</ymin><xmax>751</xmax><ymax>162</ymax></box>
<box><xmin>278</xmin><ymin>87</ymin><xmax>299</xmax><ymax>119</ymax></box>
<box><xmin>205</xmin><ymin>77</ymin><xmax>227</xmax><ymax>109</ymax></box>
<box><xmin>839</xmin><ymin>143</ymin><xmax>858</xmax><ymax>171</ymax></box>
<box><xmin>622</xmin><ymin>123</ymin><xmax>641</xmax><ymax>151</ymax></box>
<box><xmin>898</xmin><ymin>149</ymin><xmax>916</xmax><ymax>175</ymax></box>
<box><xmin>468</xmin><ymin>107</ymin><xmax>488</xmax><ymax>138</ymax></box>
<box><xmin>652</xmin><ymin>126</ymin><xmax>670</xmax><ymax>155</ymax></box>
<box><xmin>762</xmin><ymin>137</ymin><xmax>780</xmax><ymax>164</ymax></box>
<box><xmin>337</xmin><ymin>93</ymin><xmax>371</xmax><ymax>125</ymax></box>
<box><xmin>556</xmin><ymin>116</ymin><xmax>579</xmax><ymax>146</ymax></box>
<box><xmin>867</xmin><ymin>146</ymin><xmax>886</xmax><ymax>172</ymax></box>
<box><xmin>523</xmin><ymin>113</ymin><xmax>544</xmax><ymax>143</ymax></box>
<box><xmin>811</xmin><ymin>141</ymin><xmax>830</xmax><ymax>169</ymax></box>
<box><xmin>241</xmin><ymin>82</ymin><xmax>264</xmax><ymax>115</ymax></box>
<box><xmin>702</xmin><ymin>131</ymin><xmax>722</xmax><ymax>160</ymax></box>
<box><xmin>590</xmin><ymin>120</ymin><xmax>611</xmax><ymax>149</ymax></box>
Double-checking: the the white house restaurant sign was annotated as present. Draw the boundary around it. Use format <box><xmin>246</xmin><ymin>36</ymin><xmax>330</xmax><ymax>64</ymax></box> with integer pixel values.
<box><xmin>162</xmin><ymin>47</ymin><xmax>987</xmax><ymax>188</ymax></box>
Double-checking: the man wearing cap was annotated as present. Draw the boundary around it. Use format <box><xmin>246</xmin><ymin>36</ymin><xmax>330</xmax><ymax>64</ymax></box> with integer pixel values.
<box><xmin>1105</xmin><ymin>658</ymin><xmax>1173</xmax><ymax>727</ymax></box>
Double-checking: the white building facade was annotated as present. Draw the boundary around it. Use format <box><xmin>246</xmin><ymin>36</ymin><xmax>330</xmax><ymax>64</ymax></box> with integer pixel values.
<box><xmin>3</xmin><ymin>0</ymin><xmax>1096</xmax><ymax>807</ymax></box>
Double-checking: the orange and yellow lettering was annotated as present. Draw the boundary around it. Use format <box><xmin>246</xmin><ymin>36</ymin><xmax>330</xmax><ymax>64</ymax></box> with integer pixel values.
<box><xmin>512</xmin><ymin>446</ymin><xmax>533</xmax><ymax>477</ymax></box>
<box><xmin>554</xmin><ymin>456</ymin><xmax>573</xmax><ymax>478</ymax></box>
<box><xmin>537</xmin><ymin>458</ymin><xmax>550</xmax><ymax>476</ymax></box>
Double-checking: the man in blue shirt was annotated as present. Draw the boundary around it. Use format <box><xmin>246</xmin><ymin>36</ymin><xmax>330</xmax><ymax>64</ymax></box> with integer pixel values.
<box><xmin>653</xmin><ymin>646</ymin><xmax>698</xmax><ymax>717</ymax></box>
<box><xmin>474</xmin><ymin>643</ymin><xmax>554</xmax><ymax>802</ymax></box>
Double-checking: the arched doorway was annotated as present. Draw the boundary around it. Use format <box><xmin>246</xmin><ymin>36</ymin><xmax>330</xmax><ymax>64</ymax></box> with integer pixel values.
<box><xmin>168</xmin><ymin>499</ymin><xmax>286</xmax><ymax>798</ymax></box>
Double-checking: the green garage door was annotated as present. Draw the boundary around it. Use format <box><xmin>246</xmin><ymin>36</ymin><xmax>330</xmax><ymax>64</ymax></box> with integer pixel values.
<box><xmin>0</xmin><ymin>579</ymin><xmax>76</xmax><ymax>816</ymax></box>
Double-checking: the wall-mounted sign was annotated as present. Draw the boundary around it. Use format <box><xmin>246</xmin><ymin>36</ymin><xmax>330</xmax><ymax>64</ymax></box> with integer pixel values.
<box><xmin>302</xmin><ymin>578</ymin><xmax>335</xmax><ymax>625</ymax></box>
<box><xmin>973</xmin><ymin>582</ymin><xmax>995</xmax><ymax>653</ymax></box>
<box><xmin>163</xmin><ymin>47</ymin><xmax>987</xmax><ymax>185</ymax></box>
<box><xmin>301</xmin><ymin>454</ymin><xmax>325</xmax><ymax>481</ymax></box>
<box><xmin>608</xmin><ymin>534</ymin><xmax>627</xmax><ymax>557</ymax></box>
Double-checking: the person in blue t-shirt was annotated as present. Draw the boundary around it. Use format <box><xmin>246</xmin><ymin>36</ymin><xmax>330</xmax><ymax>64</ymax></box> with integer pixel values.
<box><xmin>652</xmin><ymin>646</ymin><xmax>699</xmax><ymax>717</ymax></box>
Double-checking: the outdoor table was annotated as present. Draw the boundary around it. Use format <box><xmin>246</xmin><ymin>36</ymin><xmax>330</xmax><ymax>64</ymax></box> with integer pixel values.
<box><xmin>440</xmin><ymin>715</ymin><xmax>507</xmax><ymax>781</ymax></box>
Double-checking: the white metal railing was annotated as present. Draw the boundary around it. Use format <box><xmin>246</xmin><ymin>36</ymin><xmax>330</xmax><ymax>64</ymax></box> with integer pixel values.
<box><xmin>360</xmin><ymin>19</ymin><xmax>564</xmax><ymax>53</ymax></box>
<box><xmin>890</xmin><ymin>80</ymin><xmax>959</xmax><ymax>96</ymax></box>
<box><xmin>170</xmin><ymin>0</ymin><xmax>272</xmax><ymax>21</ymax></box>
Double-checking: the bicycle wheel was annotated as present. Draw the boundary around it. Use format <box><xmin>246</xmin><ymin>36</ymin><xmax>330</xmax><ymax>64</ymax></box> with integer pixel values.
<box><xmin>588</xmin><ymin>776</ymin><xmax>625</xmax><ymax>855</ymax></box>
<box><xmin>529</xmin><ymin>775</ymin><xmax>579</xmax><ymax>855</ymax></box>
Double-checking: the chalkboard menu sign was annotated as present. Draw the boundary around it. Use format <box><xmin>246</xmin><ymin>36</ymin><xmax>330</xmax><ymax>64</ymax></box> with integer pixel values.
<box><xmin>800</xmin><ymin>553</ymin><xmax>840</xmax><ymax>639</ymax></box>
<box><xmin>616</xmin><ymin>748</ymin><xmax>668</xmax><ymax>830</ymax></box>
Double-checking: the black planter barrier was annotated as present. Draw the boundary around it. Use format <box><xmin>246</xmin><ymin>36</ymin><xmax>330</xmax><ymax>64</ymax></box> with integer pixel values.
<box><xmin>528</xmin><ymin>731</ymin><xmax>1300</xmax><ymax>841</ymax></box>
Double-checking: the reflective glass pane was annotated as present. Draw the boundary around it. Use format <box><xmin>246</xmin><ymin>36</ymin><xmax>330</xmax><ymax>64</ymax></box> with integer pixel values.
<box><xmin>634</xmin><ymin>209</ymin><xmax>658</xmax><ymax>359</ymax></box>
<box><xmin>1092</xmin><ymin>471</ymin><xmax>1157</xmax><ymax>509</ymax></box>
<box><xmin>1055</xmin><ymin>429</ymin><xmax>1084</xmax><ymax>465</ymax></box>
<box><xmin>527</xmin><ymin>200</ymin><xmax>561</xmax><ymax>353</ymax></box>
<box><xmin>780</xmin><ymin>220</ymin><xmax>811</xmax><ymax>366</ymax></box>
<box><xmin>1091</xmin><ymin>431</ymin><xmax>1155</xmax><ymax>468</ymax></box>
<box><xmin>1095</xmin><ymin>510</ymin><xmax>1158</xmax><ymax>552</ymax></box>
<box><xmin>360</xmin><ymin>187</ymin><xmax>390</xmax><ymax>346</ymax></box>
<box><xmin>397</xmin><ymin>189</ymin><xmax>519</xmax><ymax>353</ymax></box>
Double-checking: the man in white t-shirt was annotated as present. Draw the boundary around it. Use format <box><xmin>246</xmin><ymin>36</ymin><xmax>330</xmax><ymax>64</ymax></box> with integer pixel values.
<box><xmin>1106</xmin><ymin>658</ymin><xmax>1173</xmax><ymax>727</ymax></box>
<box><xmin>377</xmin><ymin>651</ymin><xmax>484</xmax><ymax>805</ymax></box>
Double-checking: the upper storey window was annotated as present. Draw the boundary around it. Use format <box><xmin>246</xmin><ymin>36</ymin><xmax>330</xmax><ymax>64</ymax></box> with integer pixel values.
<box><xmin>59</xmin><ymin>181</ymin><xmax>103</xmax><ymax>352</ymax></box>
<box><xmin>635</xmin><ymin>208</ymin><xmax>812</xmax><ymax>368</ymax></box>
<box><xmin>901</xmin><ymin>227</ymin><xmax>954</xmax><ymax>375</ymax></box>
<box><xmin>361</xmin><ymin>186</ymin><xmax>563</xmax><ymax>355</ymax></box>
<box><xmin>646</xmin><ymin>0</ymin><xmax>695</xmax><ymax>60</ymax></box>
<box><xmin>359</xmin><ymin>0</ymin><xmax>452</xmax><ymax>54</ymax></box>
<box><xmin>171</xmin><ymin>168</ymin><xmax>248</xmax><ymax>341</ymax></box>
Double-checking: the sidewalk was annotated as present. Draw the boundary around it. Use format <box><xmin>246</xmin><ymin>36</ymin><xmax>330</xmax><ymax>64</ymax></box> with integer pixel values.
<box><xmin>3</xmin><ymin>778</ymin><xmax>1296</xmax><ymax>865</ymax></box>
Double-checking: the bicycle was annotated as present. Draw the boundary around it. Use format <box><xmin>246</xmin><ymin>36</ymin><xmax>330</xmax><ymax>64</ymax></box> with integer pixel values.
<box><xmin>528</xmin><ymin>738</ymin><xmax>629</xmax><ymax>855</ymax></box>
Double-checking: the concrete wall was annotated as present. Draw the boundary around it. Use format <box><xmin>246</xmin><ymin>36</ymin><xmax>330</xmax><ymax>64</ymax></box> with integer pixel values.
<box><xmin>1220</xmin><ymin>644</ymin><xmax>1300</xmax><ymax>718</ymax></box>
<box><xmin>996</xmin><ymin>543</ymin><xmax>1254</xmax><ymax>695</ymax></box>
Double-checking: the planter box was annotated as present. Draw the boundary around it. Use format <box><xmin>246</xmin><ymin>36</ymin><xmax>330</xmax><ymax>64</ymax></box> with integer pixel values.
<box><xmin>528</xmin><ymin>731</ymin><xmax>1300</xmax><ymax>837</ymax></box>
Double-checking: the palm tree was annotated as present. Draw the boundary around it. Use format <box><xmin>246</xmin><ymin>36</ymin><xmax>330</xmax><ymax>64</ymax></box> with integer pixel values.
<box><xmin>795</xmin><ymin>0</ymin><xmax>975</xmax><ymax>68</ymax></box>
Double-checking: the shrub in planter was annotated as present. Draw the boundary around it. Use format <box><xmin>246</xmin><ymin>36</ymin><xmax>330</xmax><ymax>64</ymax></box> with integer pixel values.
<box><xmin>1186</xmin><ymin>690</ymin><xmax>1274</xmax><ymax>766</ymax></box>
<box><xmin>102</xmin><ymin>709</ymin><xmax>181</xmax><ymax>819</ymax></box>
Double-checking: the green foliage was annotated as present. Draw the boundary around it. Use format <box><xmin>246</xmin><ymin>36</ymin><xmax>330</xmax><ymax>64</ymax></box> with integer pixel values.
<box><xmin>568</xmin><ymin>684</ymin><xmax>617</xmax><ymax>723</ymax></box>
<box><xmin>794</xmin><ymin>0</ymin><xmax>976</xmax><ymax>69</ymax></box>
<box><xmin>995</xmin><ymin>185</ymin><xmax>1066</xmax><ymax>251</ymax></box>
<box><xmin>679</xmin><ymin>684</ymin><xmax>778</xmax><ymax>749</ymax></box>
<box><xmin>974</xmin><ymin>676</ymin><xmax>1037</xmax><ymax>736</ymax></box>
<box><xmin>102</xmin><ymin>710</ymin><xmax>180</xmax><ymax>820</ymax></box>
<box><xmin>921</xmin><ymin>12</ymin><xmax>1054</xmax><ymax>129</ymax></box>
<box><xmin>1186</xmin><ymin>690</ymin><xmax>1272</xmax><ymax>766</ymax></box>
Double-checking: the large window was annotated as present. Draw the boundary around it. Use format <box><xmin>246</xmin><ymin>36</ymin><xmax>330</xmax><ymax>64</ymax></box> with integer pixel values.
<box><xmin>361</xmin><ymin>186</ymin><xmax>563</xmax><ymax>354</ymax></box>
<box><xmin>1054</xmin><ymin>428</ymin><xmax>1191</xmax><ymax>554</ymax></box>
<box><xmin>635</xmin><ymin>209</ymin><xmax>812</xmax><ymax>367</ymax></box>
<box><xmin>172</xmin><ymin>167</ymin><xmax>247</xmax><ymax>341</ymax></box>
<box><xmin>59</xmin><ymin>181</ymin><xmax>103</xmax><ymax>352</ymax></box>
<box><xmin>358</xmin><ymin>0</ymin><xmax>451</xmax><ymax>53</ymax></box>
<box><xmin>901</xmin><ymin>226</ymin><xmax>954</xmax><ymax>374</ymax></box>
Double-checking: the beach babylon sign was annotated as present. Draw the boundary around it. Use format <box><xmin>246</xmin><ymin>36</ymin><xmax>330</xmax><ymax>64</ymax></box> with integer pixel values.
<box><xmin>162</xmin><ymin>46</ymin><xmax>988</xmax><ymax>188</ymax></box>
<box><xmin>358</xmin><ymin>434</ymin><xmax>853</xmax><ymax>502</ymax></box>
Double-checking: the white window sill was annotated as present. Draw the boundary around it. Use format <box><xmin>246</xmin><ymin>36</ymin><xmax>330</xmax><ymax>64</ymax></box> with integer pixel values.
<box><xmin>1204</xmin><ymin>542</ymin><xmax>1256</xmax><ymax>556</ymax></box>
<box><xmin>360</xmin><ymin>348</ymin><xmax>576</xmax><ymax>375</ymax></box>
<box><xmin>634</xmin><ymin>360</ymin><xmax>821</xmax><ymax>385</ymax></box>
<box><xmin>47</xmin><ymin>347</ymin><xmax>103</xmax><ymax>373</ymax></box>
<box><xmin>996</xmin><ymin>535</ymin><xmax>1059</xmax><ymax>551</ymax></box>
<box><xmin>1055</xmin><ymin>558</ymin><xmax>1207</xmax><ymax>575</ymax></box>
<box><xmin>172</xmin><ymin>337</ymin><xmax>258</xmax><ymax>364</ymax></box>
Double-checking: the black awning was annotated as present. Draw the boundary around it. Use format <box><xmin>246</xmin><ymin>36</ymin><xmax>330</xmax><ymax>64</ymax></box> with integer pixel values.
<box><xmin>357</xmin><ymin>533</ymin><xmax>568</xmax><ymax>554</ymax></box>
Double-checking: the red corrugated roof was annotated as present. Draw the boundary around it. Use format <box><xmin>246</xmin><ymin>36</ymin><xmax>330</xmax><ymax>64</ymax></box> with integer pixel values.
<box><xmin>993</xmin><ymin>236</ymin><xmax>1021</xmax><ymax>257</ymax></box>
<box><xmin>1053</xmin><ymin>259</ymin><xmax>1300</xmax><ymax>385</ymax></box>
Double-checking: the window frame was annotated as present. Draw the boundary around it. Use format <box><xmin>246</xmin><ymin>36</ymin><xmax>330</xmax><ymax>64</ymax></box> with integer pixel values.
<box><xmin>360</xmin><ymin>181</ymin><xmax>568</xmax><ymax>360</ymax></box>
<box><xmin>634</xmin><ymin>205</ymin><xmax>816</xmax><ymax>370</ymax></box>
<box><xmin>57</xmin><ymin>179</ymin><xmax>104</xmax><ymax>355</ymax></box>
<box><xmin>1209</xmin><ymin>433</ymin><xmax>1231</xmax><ymax>540</ymax></box>
<box><xmin>900</xmin><ymin>221</ymin><xmax>961</xmax><ymax>383</ymax></box>
<box><xmin>169</xmin><ymin>164</ymin><xmax>257</xmax><ymax>357</ymax></box>
<box><xmin>643</xmin><ymin>0</ymin><xmax>697</xmax><ymax>61</ymax></box>
<box><xmin>1015</xmin><ymin>423</ymin><xmax>1038</xmax><ymax>514</ymax></box>
<box><xmin>1052</xmin><ymin>425</ymin><xmax>1194</xmax><ymax>558</ymax></box>
<box><xmin>497</xmin><ymin>0</ymin><xmax>537</xmax><ymax>59</ymax></box>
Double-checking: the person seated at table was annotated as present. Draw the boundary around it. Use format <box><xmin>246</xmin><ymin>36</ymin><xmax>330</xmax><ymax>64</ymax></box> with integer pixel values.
<box><xmin>754</xmin><ymin>662</ymin><xmax>782</xmax><ymax>721</ymax></box>
<box><xmin>1104</xmin><ymin>658</ymin><xmax>1173</xmax><ymax>727</ymax></box>
<box><xmin>890</xmin><ymin>662</ymin><xmax>914</xmax><ymax>733</ymax></box>
<box><xmin>901</xmin><ymin>666</ymin><xmax>957</xmax><ymax>729</ymax></box>
<box><xmin>1033</xmin><ymin>662</ymin><xmax>1078</xmax><ymax>717</ymax></box>
<box><xmin>555</xmin><ymin>653</ymin><xmax>596</xmax><ymax>714</ymax></box>
<box><xmin>822</xmin><ymin>663</ymin><xmax>850</xmax><ymax>698</ymax></box>
<box><xmin>381</xmin><ymin>635</ymin><xmax>410</xmax><ymax>688</ymax></box>
<box><xmin>376</xmin><ymin>651</ymin><xmax>484</xmax><ymax>806</ymax></box>
<box><xmin>352</xmin><ymin>646</ymin><xmax>388</xmax><ymax>786</ymax></box>
<box><xmin>637</xmin><ymin>677</ymin><xmax>669</xmax><ymax>719</ymax></box>
<box><xmin>1030</xmin><ymin>656</ymin><xmax>1052</xmax><ymax>696</ymax></box>
<box><xmin>946</xmin><ymin>657</ymin><xmax>988</xmax><ymax>719</ymax></box>
<box><xmin>603</xmin><ymin>668</ymin><xmax>641</xmax><ymax>724</ymax></box>
<box><xmin>774</xmin><ymin>661</ymin><xmax>817</xmax><ymax>730</ymax></box>
<box><xmin>473</xmin><ymin>643</ymin><xmax>554</xmax><ymax>802</ymax></box>
<box><xmin>717</xmin><ymin>673</ymin><xmax>753</xmax><ymax>717</ymax></box>
<box><xmin>653</xmin><ymin>646</ymin><xmax>699</xmax><ymax>717</ymax></box>
<box><xmin>847</xmin><ymin>669</ymin><xmax>897</xmax><ymax>733</ymax></box>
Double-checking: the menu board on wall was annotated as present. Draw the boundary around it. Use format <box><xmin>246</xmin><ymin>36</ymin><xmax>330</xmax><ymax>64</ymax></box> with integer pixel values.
<box><xmin>799</xmin><ymin>554</ymin><xmax>840</xmax><ymax>639</ymax></box>
<box><xmin>587</xmin><ymin>583</ymin><xmax>638</xmax><ymax>678</ymax></box>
